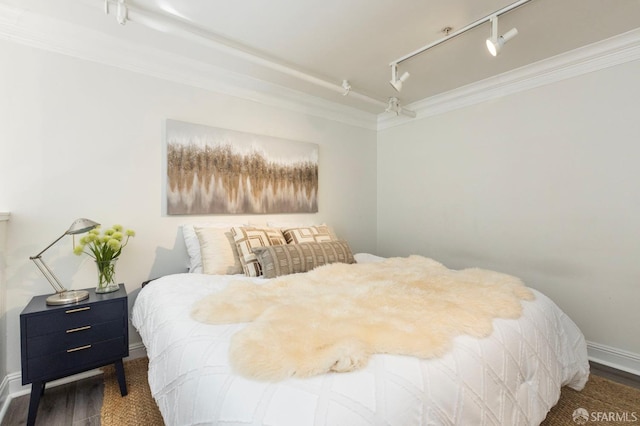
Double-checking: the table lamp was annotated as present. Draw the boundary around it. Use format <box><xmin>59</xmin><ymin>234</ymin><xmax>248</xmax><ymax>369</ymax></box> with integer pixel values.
<box><xmin>30</xmin><ymin>218</ymin><xmax>100</xmax><ymax>305</ymax></box>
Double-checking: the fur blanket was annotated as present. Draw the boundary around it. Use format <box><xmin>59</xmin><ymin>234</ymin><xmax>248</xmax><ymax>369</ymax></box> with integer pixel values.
<box><xmin>191</xmin><ymin>255</ymin><xmax>534</xmax><ymax>381</ymax></box>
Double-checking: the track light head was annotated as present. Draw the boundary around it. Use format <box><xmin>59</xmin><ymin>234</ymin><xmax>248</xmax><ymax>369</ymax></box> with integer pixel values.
<box><xmin>486</xmin><ymin>28</ymin><xmax>518</xmax><ymax>56</ymax></box>
<box><xmin>389</xmin><ymin>64</ymin><xmax>410</xmax><ymax>92</ymax></box>
<box><xmin>341</xmin><ymin>79</ymin><xmax>352</xmax><ymax>96</ymax></box>
<box><xmin>385</xmin><ymin>97</ymin><xmax>399</xmax><ymax>114</ymax></box>
<box><xmin>390</xmin><ymin>71</ymin><xmax>410</xmax><ymax>92</ymax></box>
<box><xmin>385</xmin><ymin>97</ymin><xmax>416</xmax><ymax>118</ymax></box>
<box><xmin>486</xmin><ymin>16</ymin><xmax>518</xmax><ymax>56</ymax></box>
<box><xmin>116</xmin><ymin>0</ymin><xmax>128</xmax><ymax>25</ymax></box>
<box><xmin>486</xmin><ymin>38</ymin><xmax>498</xmax><ymax>56</ymax></box>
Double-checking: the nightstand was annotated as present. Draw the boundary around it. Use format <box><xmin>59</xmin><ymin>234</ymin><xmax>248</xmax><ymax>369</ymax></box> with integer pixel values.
<box><xmin>20</xmin><ymin>284</ymin><xmax>129</xmax><ymax>426</ymax></box>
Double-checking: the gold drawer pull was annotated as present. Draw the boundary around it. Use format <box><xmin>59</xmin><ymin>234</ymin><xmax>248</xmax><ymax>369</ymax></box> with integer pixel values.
<box><xmin>66</xmin><ymin>325</ymin><xmax>91</xmax><ymax>333</ymax></box>
<box><xmin>67</xmin><ymin>344</ymin><xmax>92</xmax><ymax>353</ymax></box>
<box><xmin>65</xmin><ymin>307</ymin><xmax>90</xmax><ymax>314</ymax></box>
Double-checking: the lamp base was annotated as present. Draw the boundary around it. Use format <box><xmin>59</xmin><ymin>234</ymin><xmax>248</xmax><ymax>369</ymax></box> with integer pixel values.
<box><xmin>46</xmin><ymin>290</ymin><xmax>90</xmax><ymax>306</ymax></box>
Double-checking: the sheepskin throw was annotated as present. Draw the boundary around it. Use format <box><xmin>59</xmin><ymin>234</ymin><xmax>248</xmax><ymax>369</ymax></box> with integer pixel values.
<box><xmin>191</xmin><ymin>255</ymin><xmax>535</xmax><ymax>381</ymax></box>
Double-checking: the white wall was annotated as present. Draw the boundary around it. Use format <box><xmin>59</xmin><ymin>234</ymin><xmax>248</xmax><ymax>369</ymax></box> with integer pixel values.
<box><xmin>0</xmin><ymin>40</ymin><xmax>377</xmax><ymax>376</ymax></box>
<box><xmin>377</xmin><ymin>59</ymin><xmax>640</xmax><ymax>359</ymax></box>
<box><xmin>0</xmin><ymin>213</ymin><xmax>9</xmax><ymax>394</ymax></box>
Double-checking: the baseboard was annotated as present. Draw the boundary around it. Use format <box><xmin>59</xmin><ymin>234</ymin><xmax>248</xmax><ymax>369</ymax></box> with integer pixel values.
<box><xmin>0</xmin><ymin>342</ymin><xmax>146</xmax><ymax>423</ymax></box>
<box><xmin>587</xmin><ymin>341</ymin><xmax>640</xmax><ymax>377</ymax></box>
<box><xmin>0</xmin><ymin>373</ymin><xmax>10</xmax><ymax>424</ymax></box>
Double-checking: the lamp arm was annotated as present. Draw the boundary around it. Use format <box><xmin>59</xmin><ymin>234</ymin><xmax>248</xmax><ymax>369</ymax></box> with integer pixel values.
<box><xmin>31</xmin><ymin>257</ymin><xmax>67</xmax><ymax>293</ymax></box>
<box><xmin>30</xmin><ymin>231</ymin><xmax>71</xmax><ymax>294</ymax></box>
<box><xmin>31</xmin><ymin>232</ymin><xmax>68</xmax><ymax>258</ymax></box>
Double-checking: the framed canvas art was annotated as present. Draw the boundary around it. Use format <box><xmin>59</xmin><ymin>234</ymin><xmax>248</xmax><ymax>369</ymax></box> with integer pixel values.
<box><xmin>166</xmin><ymin>120</ymin><xmax>318</xmax><ymax>215</ymax></box>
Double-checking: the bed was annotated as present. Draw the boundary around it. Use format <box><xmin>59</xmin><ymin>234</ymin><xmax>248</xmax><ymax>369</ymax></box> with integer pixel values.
<box><xmin>132</xmin><ymin>239</ymin><xmax>589</xmax><ymax>426</ymax></box>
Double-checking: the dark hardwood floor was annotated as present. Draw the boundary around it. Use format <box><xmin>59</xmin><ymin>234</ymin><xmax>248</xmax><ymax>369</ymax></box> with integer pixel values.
<box><xmin>1</xmin><ymin>361</ymin><xmax>638</xmax><ymax>425</ymax></box>
<box><xmin>589</xmin><ymin>361</ymin><xmax>640</xmax><ymax>391</ymax></box>
<box><xmin>1</xmin><ymin>374</ymin><xmax>103</xmax><ymax>426</ymax></box>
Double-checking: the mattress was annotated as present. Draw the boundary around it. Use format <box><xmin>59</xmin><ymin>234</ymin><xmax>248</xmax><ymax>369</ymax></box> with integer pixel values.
<box><xmin>131</xmin><ymin>254</ymin><xmax>589</xmax><ymax>426</ymax></box>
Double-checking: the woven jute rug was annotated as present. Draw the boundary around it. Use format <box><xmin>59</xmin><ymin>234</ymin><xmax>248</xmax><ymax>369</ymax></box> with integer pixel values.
<box><xmin>102</xmin><ymin>358</ymin><xmax>639</xmax><ymax>426</ymax></box>
<box><xmin>101</xmin><ymin>357</ymin><xmax>164</xmax><ymax>426</ymax></box>
<box><xmin>541</xmin><ymin>375</ymin><xmax>640</xmax><ymax>425</ymax></box>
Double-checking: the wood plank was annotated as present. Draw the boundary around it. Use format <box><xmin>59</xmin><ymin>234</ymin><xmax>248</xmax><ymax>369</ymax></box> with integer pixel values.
<box><xmin>72</xmin><ymin>376</ymin><xmax>104</xmax><ymax>422</ymax></box>
<box><xmin>36</xmin><ymin>382</ymin><xmax>76</xmax><ymax>425</ymax></box>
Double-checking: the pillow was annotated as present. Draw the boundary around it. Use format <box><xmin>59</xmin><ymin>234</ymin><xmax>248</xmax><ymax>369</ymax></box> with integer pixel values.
<box><xmin>194</xmin><ymin>227</ymin><xmax>243</xmax><ymax>275</ymax></box>
<box><xmin>182</xmin><ymin>223</ymin><xmax>246</xmax><ymax>273</ymax></box>
<box><xmin>231</xmin><ymin>226</ymin><xmax>287</xmax><ymax>277</ymax></box>
<box><xmin>281</xmin><ymin>225</ymin><xmax>337</xmax><ymax>244</ymax></box>
<box><xmin>354</xmin><ymin>253</ymin><xmax>386</xmax><ymax>264</ymax></box>
<box><xmin>253</xmin><ymin>240</ymin><xmax>355</xmax><ymax>278</ymax></box>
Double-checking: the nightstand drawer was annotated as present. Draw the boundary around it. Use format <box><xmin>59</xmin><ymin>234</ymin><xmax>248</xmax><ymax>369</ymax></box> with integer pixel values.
<box><xmin>25</xmin><ymin>319</ymin><xmax>125</xmax><ymax>359</ymax></box>
<box><xmin>24</xmin><ymin>336</ymin><xmax>127</xmax><ymax>381</ymax></box>
<box><xmin>24</xmin><ymin>300</ymin><xmax>125</xmax><ymax>337</ymax></box>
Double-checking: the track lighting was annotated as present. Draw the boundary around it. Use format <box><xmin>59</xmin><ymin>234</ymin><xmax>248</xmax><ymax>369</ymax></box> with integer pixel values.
<box><xmin>389</xmin><ymin>64</ymin><xmax>410</xmax><ymax>92</ymax></box>
<box><xmin>105</xmin><ymin>0</ymin><xmax>128</xmax><ymax>25</ymax></box>
<box><xmin>485</xmin><ymin>16</ymin><xmax>518</xmax><ymax>57</ymax></box>
<box><xmin>387</xmin><ymin>0</ymin><xmax>531</xmax><ymax>102</ymax></box>
<box><xmin>116</xmin><ymin>0</ymin><xmax>128</xmax><ymax>25</ymax></box>
<box><xmin>385</xmin><ymin>97</ymin><xmax>416</xmax><ymax>118</ymax></box>
<box><xmin>341</xmin><ymin>80</ymin><xmax>352</xmax><ymax>96</ymax></box>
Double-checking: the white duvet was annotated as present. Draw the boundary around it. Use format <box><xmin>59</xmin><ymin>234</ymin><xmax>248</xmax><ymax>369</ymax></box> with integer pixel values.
<box><xmin>131</xmin><ymin>254</ymin><xmax>589</xmax><ymax>426</ymax></box>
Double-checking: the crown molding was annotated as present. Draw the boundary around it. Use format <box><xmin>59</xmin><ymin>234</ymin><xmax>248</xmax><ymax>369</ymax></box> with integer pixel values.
<box><xmin>0</xmin><ymin>3</ymin><xmax>378</xmax><ymax>130</ymax></box>
<box><xmin>378</xmin><ymin>27</ymin><xmax>640</xmax><ymax>130</ymax></box>
<box><xmin>0</xmin><ymin>213</ymin><xmax>9</xmax><ymax>222</ymax></box>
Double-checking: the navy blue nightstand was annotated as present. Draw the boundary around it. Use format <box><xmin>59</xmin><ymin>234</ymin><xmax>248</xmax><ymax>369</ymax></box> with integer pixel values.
<box><xmin>20</xmin><ymin>284</ymin><xmax>129</xmax><ymax>426</ymax></box>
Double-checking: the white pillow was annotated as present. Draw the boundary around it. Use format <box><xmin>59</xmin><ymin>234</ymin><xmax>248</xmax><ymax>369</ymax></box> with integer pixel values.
<box><xmin>182</xmin><ymin>223</ymin><xmax>245</xmax><ymax>273</ymax></box>
<box><xmin>354</xmin><ymin>253</ymin><xmax>385</xmax><ymax>264</ymax></box>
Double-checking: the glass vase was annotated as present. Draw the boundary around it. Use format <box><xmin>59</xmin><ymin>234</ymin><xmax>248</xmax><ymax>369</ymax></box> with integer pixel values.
<box><xmin>95</xmin><ymin>258</ymin><xmax>120</xmax><ymax>293</ymax></box>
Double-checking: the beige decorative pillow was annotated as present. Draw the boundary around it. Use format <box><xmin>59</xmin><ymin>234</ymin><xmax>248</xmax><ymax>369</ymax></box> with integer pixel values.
<box><xmin>194</xmin><ymin>227</ymin><xmax>243</xmax><ymax>275</ymax></box>
<box><xmin>231</xmin><ymin>226</ymin><xmax>287</xmax><ymax>277</ymax></box>
<box><xmin>281</xmin><ymin>225</ymin><xmax>337</xmax><ymax>244</ymax></box>
<box><xmin>253</xmin><ymin>240</ymin><xmax>355</xmax><ymax>278</ymax></box>
<box><xmin>182</xmin><ymin>223</ymin><xmax>247</xmax><ymax>273</ymax></box>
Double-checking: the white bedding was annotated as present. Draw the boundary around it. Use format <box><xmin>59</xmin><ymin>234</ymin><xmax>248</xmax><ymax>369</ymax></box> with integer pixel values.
<box><xmin>131</xmin><ymin>255</ymin><xmax>589</xmax><ymax>426</ymax></box>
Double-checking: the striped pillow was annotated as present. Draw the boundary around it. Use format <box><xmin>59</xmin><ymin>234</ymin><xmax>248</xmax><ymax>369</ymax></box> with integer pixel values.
<box><xmin>253</xmin><ymin>240</ymin><xmax>354</xmax><ymax>278</ymax></box>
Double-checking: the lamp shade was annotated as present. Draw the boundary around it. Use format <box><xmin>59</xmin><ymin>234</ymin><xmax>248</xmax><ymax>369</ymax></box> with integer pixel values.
<box><xmin>66</xmin><ymin>218</ymin><xmax>100</xmax><ymax>235</ymax></box>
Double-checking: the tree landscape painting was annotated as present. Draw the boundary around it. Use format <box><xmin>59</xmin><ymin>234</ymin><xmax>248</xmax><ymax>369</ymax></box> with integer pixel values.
<box><xmin>166</xmin><ymin>120</ymin><xmax>318</xmax><ymax>214</ymax></box>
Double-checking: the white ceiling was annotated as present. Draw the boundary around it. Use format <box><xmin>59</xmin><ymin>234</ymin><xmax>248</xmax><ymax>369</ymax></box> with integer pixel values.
<box><xmin>6</xmin><ymin>0</ymin><xmax>640</xmax><ymax>114</ymax></box>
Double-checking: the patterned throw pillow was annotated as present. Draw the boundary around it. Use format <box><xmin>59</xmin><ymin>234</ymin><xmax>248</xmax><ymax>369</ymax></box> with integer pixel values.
<box><xmin>253</xmin><ymin>240</ymin><xmax>355</xmax><ymax>278</ymax></box>
<box><xmin>281</xmin><ymin>225</ymin><xmax>337</xmax><ymax>244</ymax></box>
<box><xmin>231</xmin><ymin>226</ymin><xmax>287</xmax><ymax>277</ymax></box>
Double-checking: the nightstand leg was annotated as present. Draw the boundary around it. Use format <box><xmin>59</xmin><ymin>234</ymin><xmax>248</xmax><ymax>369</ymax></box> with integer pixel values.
<box><xmin>114</xmin><ymin>359</ymin><xmax>128</xmax><ymax>396</ymax></box>
<box><xmin>27</xmin><ymin>381</ymin><xmax>44</xmax><ymax>426</ymax></box>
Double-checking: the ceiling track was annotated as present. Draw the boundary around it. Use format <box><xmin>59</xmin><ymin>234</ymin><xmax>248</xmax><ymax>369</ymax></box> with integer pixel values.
<box><xmin>390</xmin><ymin>0</ymin><xmax>533</xmax><ymax>66</ymax></box>
<box><xmin>102</xmin><ymin>0</ymin><xmax>389</xmax><ymax>109</ymax></box>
